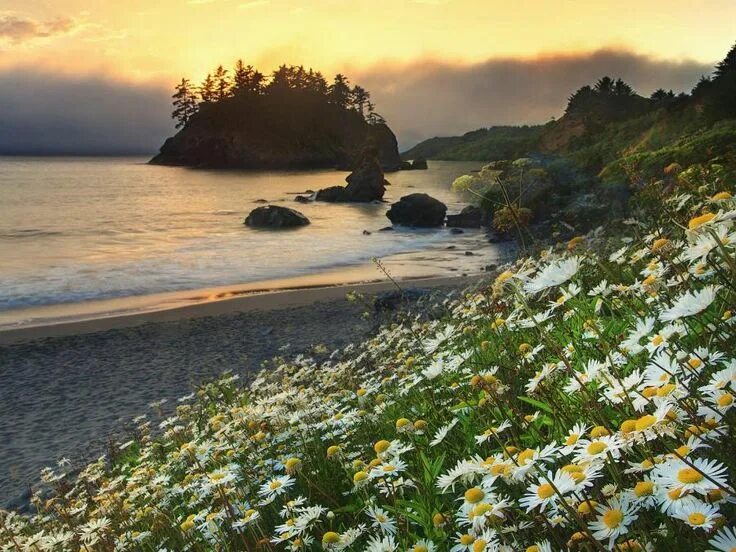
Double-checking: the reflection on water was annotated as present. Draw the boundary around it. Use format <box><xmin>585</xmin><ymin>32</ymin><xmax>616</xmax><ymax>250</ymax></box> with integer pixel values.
<box><xmin>0</xmin><ymin>157</ymin><xmax>489</xmax><ymax>314</ymax></box>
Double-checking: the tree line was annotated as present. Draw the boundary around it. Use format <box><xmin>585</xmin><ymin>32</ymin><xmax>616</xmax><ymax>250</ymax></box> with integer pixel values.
<box><xmin>172</xmin><ymin>61</ymin><xmax>385</xmax><ymax>129</ymax></box>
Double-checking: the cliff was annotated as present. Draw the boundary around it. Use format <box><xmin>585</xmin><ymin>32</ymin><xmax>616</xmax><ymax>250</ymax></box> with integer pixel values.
<box><xmin>151</xmin><ymin>89</ymin><xmax>401</xmax><ymax>171</ymax></box>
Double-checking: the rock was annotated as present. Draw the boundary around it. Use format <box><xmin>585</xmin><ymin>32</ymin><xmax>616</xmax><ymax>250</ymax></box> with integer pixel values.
<box><xmin>447</xmin><ymin>205</ymin><xmax>484</xmax><ymax>228</ymax></box>
<box><xmin>464</xmin><ymin>251</ymin><xmax>474</xmax><ymax>256</ymax></box>
<box><xmin>294</xmin><ymin>195</ymin><xmax>312</xmax><ymax>203</ymax></box>
<box><xmin>386</xmin><ymin>193</ymin><xmax>447</xmax><ymax>227</ymax></box>
<box><xmin>362</xmin><ymin>230</ymin><xmax>372</xmax><ymax>235</ymax></box>
<box><xmin>315</xmin><ymin>146</ymin><xmax>390</xmax><ymax>202</ymax></box>
<box><xmin>378</xmin><ymin>226</ymin><xmax>394</xmax><ymax>232</ymax></box>
<box><xmin>315</xmin><ymin>186</ymin><xmax>350</xmax><ymax>202</ymax></box>
<box><xmin>254</xmin><ymin>199</ymin><xmax>268</xmax><ymax>204</ymax></box>
<box><xmin>150</xmin><ymin>95</ymin><xmax>401</xmax><ymax>170</ymax></box>
<box><xmin>485</xmin><ymin>263</ymin><xmax>498</xmax><ymax>272</ymax></box>
<box><xmin>450</xmin><ymin>228</ymin><xmax>464</xmax><ymax>234</ymax></box>
<box><xmin>374</xmin><ymin>288</ymin><xmax>430</xmax><ymax>312</ymax></box>
<box><xmin>244</xmin><ymin>205</ymin><xmax>310</xmax><ymax>228</ymax></box>
<box><xmin>343</xmin><ymin>147</ymin><xmax>390</xmax><ymax>201</ymax></box>
<box><xmin>399</xmin><ymin>160</ymin><xmax>413</xmax><ymax>170</ymax></box>
<box><xmin>445</xmin><ymin>245</ymin><xmax>457</xmax><ymax>250</ymax></box>
<box><xmin>411</xmin><ymin>158</ymin><xmax>428</xmax><ymax>170</ymax></box>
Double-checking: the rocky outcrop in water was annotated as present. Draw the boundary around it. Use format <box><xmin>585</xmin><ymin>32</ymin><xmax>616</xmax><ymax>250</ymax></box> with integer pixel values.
<box><xmin>386</xmin><ymin>193</ymin><xmax>447</xmax><ymax>227</ymax></box>
<box><xmin>315</xmin><ymin>147</ymin><xmax>389</xmax><ymax>202</ymax></box>
<box><xmin>150</xmin><ymin>91</ymin><xmax>401</xmax><ymax>171</ymax></box>
<box><xmin>446</xmin><ymin>205</ymin><xmax>484</xmax><ymax>228</ymax></box>
<box><xmin>244</xmin><ymin>206</ymin><xmax>310</xmax><ymax>228</ymax></box>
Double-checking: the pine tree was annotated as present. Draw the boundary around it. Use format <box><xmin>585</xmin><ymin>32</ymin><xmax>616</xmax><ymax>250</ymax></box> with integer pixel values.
<box><xmin>171</xmin><ymin>78</ymin><xmax>199</xmax><ymax>129</ymax></box>
<box><xmin>213</xmin><ymin>65</ymin><xmax>231</xmax><ymax>100</ymax></box>
<box><xmin>199</xmin><ymin>73</ymin><xmax>216</xmax><ymax>102</ymax></box>
<box><xmin>350</xmin><ymin>85</ymin><xmax>370</xmax><ymax>119</ymax></box>
<box><xmin>329</xmin><ymin>74</ymin><xmax>351</xmax><ymax>109</ymax></box>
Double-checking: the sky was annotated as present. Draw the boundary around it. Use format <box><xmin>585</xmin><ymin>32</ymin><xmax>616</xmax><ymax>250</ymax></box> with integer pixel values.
<box><xmin>0</xmin><ymin>0</ymin><xmax>733</xmax><ymax>153</ymax></box>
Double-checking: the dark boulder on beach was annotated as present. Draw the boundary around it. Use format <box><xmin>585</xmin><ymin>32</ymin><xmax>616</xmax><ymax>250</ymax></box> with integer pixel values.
<box><xmin>386</xmin><ymin>193</ymin><xmax>447</xmax><ymax>227</ymax></box>
<box><xmin>411</xmin><ymin>158</ymin><xmax>428</xmax><ymax>170</ymax></box>
<box><xmin>315</xmin><ymin>146</ymin><xmax>390</xmax><ymax>203</ymax></box>
<box><xmin>244</xmin><ymin>205</ymin><xmax>310</xmax><ymax>228</ymax></box>
<box><xmin>446</xmin><ymin>205</ymin><xmax>484</xmax><ymax>228</ymax></box>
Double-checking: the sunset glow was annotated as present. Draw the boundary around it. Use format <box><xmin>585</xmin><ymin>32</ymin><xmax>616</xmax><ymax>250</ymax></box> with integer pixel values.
<box><xmin>2</xmin><ymin>0</ymin><xmax>734</xmax><ymax>81</ymax></box>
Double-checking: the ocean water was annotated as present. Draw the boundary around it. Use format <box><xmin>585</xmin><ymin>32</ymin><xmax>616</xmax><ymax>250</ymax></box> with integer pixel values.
<box><xmin>0</xmin><ymin>157</ymin><xmax>486</xmax><ymax>320</ymax></box>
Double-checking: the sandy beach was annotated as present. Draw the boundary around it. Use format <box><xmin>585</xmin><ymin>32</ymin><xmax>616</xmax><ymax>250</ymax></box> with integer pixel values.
<box><xmin>0</xmin><ymin>274</ymin><xmax>483</xmax><ymax>508</ymax></box>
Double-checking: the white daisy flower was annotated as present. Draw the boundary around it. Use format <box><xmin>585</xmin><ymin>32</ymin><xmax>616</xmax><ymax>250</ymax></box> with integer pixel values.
<box><xmin>588</xmin><ymin>496</ymin><xmax>639</xmax><ymax>547</ymax></box>
<box><xmin>660</xmin><ymin>285</ymin><xmax>720</xmax><ymax>322</ymax></box>
<box><xmin>523</xmin><ymin>257</ymin><xmax>582</xmax><ymax>295</ymax></box>
<box><xmin>518</xmin><ymin>470</ymin><xmax>576</xmax><ymax>512</ymax></box>
<box><xmin>672</xmin><ymin>500</ymin><xmax>721</xmax><ymax>531</ymax></box>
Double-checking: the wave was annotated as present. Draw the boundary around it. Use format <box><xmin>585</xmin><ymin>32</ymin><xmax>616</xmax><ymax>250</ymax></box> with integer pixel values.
<box><xmin>0</xmin><ymin>229</ymin><xmax>64</xmax><ymax>239</ymax></box>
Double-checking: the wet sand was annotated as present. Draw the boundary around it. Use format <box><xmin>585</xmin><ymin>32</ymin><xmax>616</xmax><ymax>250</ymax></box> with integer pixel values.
<box><xmin>0</xmin><ymin>275</ymin><xmax>482</xmax><ymax>508</ymax></box>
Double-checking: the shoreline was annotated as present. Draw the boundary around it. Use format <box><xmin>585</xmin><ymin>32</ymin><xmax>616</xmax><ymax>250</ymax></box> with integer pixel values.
<box><xmin>0</xmin><ymin>273</ymin><xmax>484</xmax><ymax>345</ymax></box>
<box><xmin>0</xmin><ymin>272</ymin><xmax>485</xmax><ymax>508</ymax></box>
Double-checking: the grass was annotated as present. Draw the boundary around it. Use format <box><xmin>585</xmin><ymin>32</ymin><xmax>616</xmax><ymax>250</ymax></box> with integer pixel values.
<box><xmin>1</xmin><ymin>169</ymin><xmax>735</xmax><ymax>551</ymax></box>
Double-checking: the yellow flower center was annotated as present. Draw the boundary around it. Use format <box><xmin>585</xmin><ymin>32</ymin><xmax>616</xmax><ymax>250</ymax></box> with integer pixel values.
<box><xmin>269</xmin><ymin>480</ymin><xmax>282</xmax><ymax>490</ymax></box>
<box><xmin>635</xmin><ymin>415</ymin><xmax>657</xmax><ymax>431</ymax></box>
<box><xmin>711</xmin><ymin>191</ymin><xmax>732</xmax><ymax>201</ymax></box>
<box><xmin>413</xmin><ymin>546</ymin><xmax>429</xmax><ymax>552</ymax></box>
<box><xmin>677</xmin><ymin>468</ymin><xmax>703</xmax><ymax>484</ymax></box>
<box><xmin>602</xmin><ymin>509</ymin><xmax>624</xmax><ymax>529</ymax></box>
<box><xmin>634</xmin><ymin>481</ymin><xmax>654</xmax><ymax>496</ymax></box>
<box><xmin>688</xmin><ymin>512</ymin><xmax>706</xmax><ymax>525</ymax></box>
<box><xmin>651</xmin><ymin>335</ymin><xmax>664</xmax><ymax>346</ymax></box>
<box><xmin>656</xmin><ymin>383</ymin><xmax>676</xmax><ymax>397</ymax></box>
<box><xmin>527</xmin><ymin>546</ymin><xmax>540</xmax><ymax>552</ymax></box>
<box><xmin>374</xmin><ymin>440</ymin><xmax>390</xmax><ymax>454</ymax></box>
<box><xmin>620</xmin><ymin>419</ymin><xmax>637</xmax><ymax>434</ymax></box>
<box><xmin>460</xmin><ymin>534</ymin><xmax>474</xmax><ymax>546</ymax></box>
<box><xmin>518</xmin><ymin>448</ymin><xmax>535</xmax><ymax>465</ymax></box>
<box><xmin>382</xmin><ymin>464</ymin><xmax>396</xmax><ymax>472</ymax></box>
<box><xmin>322</xmin><ymin>532</ymin><xmax>340</xmax><ymax>544</ymax></box>
<box><xmin>472</xmin><ymin>539</ymin><xmax>487</xmax><ymax>552</ymax></box>
<box><xmin>537</xmin><ymin>483</ymin><xmax>555</xmax><ymax>499</ymax></box>
<box><xmin>591</xmin><ymin>426</ymin><xmax>610</xmax><ymax>438</ymax></box>
<box><xmin>353</xmin><ymin>471</ymin><xmax>368</xmax><ymax>483</ymax></box>
<box><xmin>464</xmin><ymin>487</ymin><xmax>485</xmax><ymax>504</ymax></box>
<box><xmin>688</xmin><ymin>358</ymin><xmax>702</xmax><ymax>369</ymax></box>
<box><xmin>688</xmin><ymin>212</ymin><xmax>715</xmax><ymax>230</ymax></box>
<box><xmin>565</xmin><ymin>434</ymin><xmax>579</xmax><ymax>445</ymax></box>
<box><xmin>395</xmin><ymin>418</ymin><xmax>411</xmax><ymax>429</ymax></box>
<box><xmin>651</xmin><ymin>238</ymin><xmax>669</xmax><ymax>252</ymax></box>
<box><xmin>718</xmin><ymin>393</ymin><xmax>734</xmax><ymax>407</ymax></box>
<box><xmin>472</xmin><ymin>502</ymin><xmax>492</xmax><ymax>517</ymax></box>
<box><xmin>587</xmin><ymin>441</ymin><xmax>608</xmax><ymax>455</ymax></box>
<box><xmin>577</xmin><ymin>500</ymin><xmax>597</xmax><ymax>514</ymax></box>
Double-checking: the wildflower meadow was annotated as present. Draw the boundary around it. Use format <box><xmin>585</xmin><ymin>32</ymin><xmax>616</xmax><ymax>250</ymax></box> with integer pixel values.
<box><xmin>2</xmin><ymin>167</ymin><xmax>735</xmax><ymax>551</ymax></box>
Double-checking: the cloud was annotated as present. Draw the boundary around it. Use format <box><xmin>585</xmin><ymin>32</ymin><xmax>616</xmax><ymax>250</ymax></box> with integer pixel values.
<box><xmin>0</xmin><ymin>49</ymin><xmax>715</xmax><ymax>156</ymax></box>
<box><xmin>0</xmin><ymin>68</ymin><xmax>173</xmax><ymax>155</ymax></box>
<box><xmin>351</xmin><ymin>49</ymin><xmax>714</xmax><ymax>149</ymax></box>
<box><xmin>0</xmin><ymin>12</ymin><xmax>80</xmax><ymax>45</ymax></box>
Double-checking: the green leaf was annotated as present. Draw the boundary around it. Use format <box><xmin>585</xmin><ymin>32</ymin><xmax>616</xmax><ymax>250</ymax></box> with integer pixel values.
<box><xmin>517</xmin><ymin>395</ymin><xmax>553</xmax><ymax>414</ymax></box>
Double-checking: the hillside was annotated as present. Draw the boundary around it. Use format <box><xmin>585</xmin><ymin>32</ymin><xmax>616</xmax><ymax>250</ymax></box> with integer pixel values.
<box><xmin>403</xmin><ymin>45</ymin><xmax>736</xmax><ymax>184</ymax></box>
<box><xmin>401</xmin><ymin>125</ymin><xmax>544</xmax><ymax>162</ymax></box>
<box><xmin>151</xmin><ymin>64</ymin><xmax>401</xmax><ymax>171</ymax></box>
